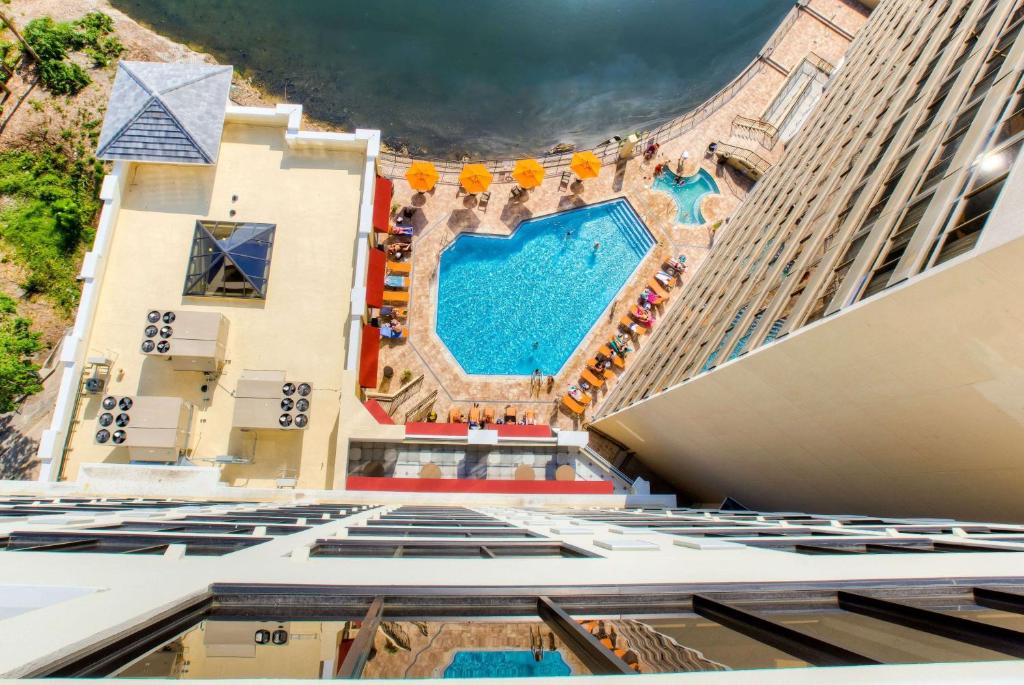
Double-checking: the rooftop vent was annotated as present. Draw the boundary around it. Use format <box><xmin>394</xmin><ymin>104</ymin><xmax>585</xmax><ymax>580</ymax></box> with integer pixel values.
<box><xmin>141</xmin><ymin>309</ymin><xmax>228</xmax><ymax>373</ymax></box>
<box><xmin>94</xmin><ymin>395</ymin><xmax>192</xmax><ymax>462</ymax></box>
<box><xmin>232</xmin><ymin>370</ymin><xmax>312</xmax><ymax>431</ymax></box>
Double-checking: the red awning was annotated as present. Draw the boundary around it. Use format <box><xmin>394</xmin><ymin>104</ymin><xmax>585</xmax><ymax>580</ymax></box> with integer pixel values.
<box><xmin>359</xmin><ymin>323</ymin><xmax>380</xmax><ymax>389</ymax></box>
<box><xmin>366</xmin><ymin>247</ymin><xmax>386</xmax><ymax>308</ymax></box>
<box><xmin>346</xmin><ymin>476</ymin><xmax>614</xmax><ymax>495</ymax></box>
<box><xmin>372</xmin><ymin>176</ymin><xmax>393</xmax><ymax>233</ymax></box>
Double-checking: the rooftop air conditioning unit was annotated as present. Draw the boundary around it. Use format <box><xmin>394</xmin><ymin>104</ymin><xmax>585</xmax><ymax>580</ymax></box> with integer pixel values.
<box><xmin>141</xmin><ymin>309</ymin><xmax>228</xmax><ymax>373</ymax></box>
<box><xmin>94</xmin><ymin>395</ymin><xmax>192</xmax><ymax>462</ymax></box>
<box><xmin>232</xmin><ymin>370</ymin><xmax>312</xmax><ymax>431</ymax></box>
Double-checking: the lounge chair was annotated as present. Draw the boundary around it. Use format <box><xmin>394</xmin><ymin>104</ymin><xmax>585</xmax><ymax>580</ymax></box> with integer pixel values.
<box><xmin>448</xmin><ymin>407</ymin><xmax>463</xmax><ymax>423</ymax></box>
<box><xmin>389</xmin><ymin>225</ymin><xmax>414</xmax><ymax>237</ymax></box>
<box><xmin>510</xmin><ymin>185</ymin><xmax>524</xmax><ymax>200</ymax></box>
<box><xmin>387</xmin><ymin>261</ymin><xmax>411</xmax><ymax>275</ymax></box>
<box><xmin>478</xmin><ymin>191</ymin><xmax>491</xmax><ymax>210</ymax></box>
<box><xmin>504</xmin><ymin>405</ymin><xmax>517</xmax><ymax>423</ymax></box>
<box><xmin>468</xmin><ymin>406</ymin><xmax>481</xmax><ymax>424</ymax></box>
<box><xmin>383</xmin><ymin>290</ymin><xmax>410</xmax><ymax>305</ymax></box>
<box><xmin>599</xmin><ymin>345</ymin><xmax>625</xmax><ymax>369</ymax></box>
<box><xmin>524</xmin><ymin>409</ymin><xmax>536</xmax><ymax>425</ymax></box>
<box><xmin>562</xmin><ymin>395</ymin><xmax>586</xmax><ymax>415</ymax></box>
<box><xmin>588</xmin><ymin>358</ymin><xmax>614</xmax><ymax>380</ymax></box>
<box><xmin>384</xmin><ymin>275</ymin><xmax>409</xmax><ymax>289</ymax></box>
<box><xmin>648</xmin><ymin>279</ymin><xmax>671</xmax><ymax>300</ymax></box>
<box><xmin>381</xmin><ymin>305</ymin><xmax>407</xmax><ymax>319</ymax></box>
<box><xmin>559</xmin><ymin>170</ymin><xmax>572</xmax><ymax>191</ymax></box>
<box><xmin>619</xmin><ymin>316</ymin><xmax>647</xmax><ymax>336</ymax></box>
<box><xmin>581</xmin><ymin>368</ymin><xmax>604</xmax><ymax>388</ymax></box>
<box><xmin>380</xmin><ymin>324</ymin><xmax>407</xmax><ymax>340</ymax></box>
<box><xmin>483</xmin><ymin>407</ymin><xmax>496</xmax><ymax>423</ymax></box>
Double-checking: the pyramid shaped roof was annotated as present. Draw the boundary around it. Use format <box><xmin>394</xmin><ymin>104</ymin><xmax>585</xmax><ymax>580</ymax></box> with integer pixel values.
<box><xmin>97</xmin><ymin>61</ymin><xmax>233</xmax><ymax>165</ymax></box>
<box><xmin>184</xmin><ymin>221</ymin><xmax>276</xmax><ymax>299</ymax></box>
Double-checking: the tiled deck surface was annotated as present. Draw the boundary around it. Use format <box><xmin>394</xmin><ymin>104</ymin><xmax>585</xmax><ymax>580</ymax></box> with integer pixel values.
<box><xmin>373</xmin><ymin>0</ymin><xmax>868</xmax><ymax>430</ymax></box>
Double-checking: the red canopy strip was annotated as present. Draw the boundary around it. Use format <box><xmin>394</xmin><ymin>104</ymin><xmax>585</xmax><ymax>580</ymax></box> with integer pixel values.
<box><xmin>372</xmin><ymin>175</ymin><xmax>393</xmax><ymax>233</ymax></box>
<box><xmin>358</xmin><ymin>323</ymin><xmax>380</xmax><ymax>389</ymax></box>
<box><xmin>366</xmin><ymin>247</ymin><xmax>386</xmax><ymax>308</ymax></box>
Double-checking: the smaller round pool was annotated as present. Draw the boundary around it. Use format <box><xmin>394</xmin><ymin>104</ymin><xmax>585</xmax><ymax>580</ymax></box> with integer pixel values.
<box><xmin>652</xmin><ymin>167</ymin><xmax>719</xmax><ymax>225</ymax></box>
<box><xmin>443</xmin><ymin>650</ymin><xmax>571</xmax><ymax>679</ymax></box>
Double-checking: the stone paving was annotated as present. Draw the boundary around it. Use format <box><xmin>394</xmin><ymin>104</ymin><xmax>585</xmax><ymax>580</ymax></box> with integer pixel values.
<box><xmin>373</xmin><ymin>0</ymin><xmax>869</xmax><ymax>430</ymax></box>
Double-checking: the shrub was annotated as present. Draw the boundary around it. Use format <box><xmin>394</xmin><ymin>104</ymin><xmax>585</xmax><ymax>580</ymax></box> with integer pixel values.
<box><xmin>0</xmin><ymin>294</ymin><xmax>43</xmax><ymax>413</ymax></box>
<box><xmin>39</xmin><ymin>59</ymin><xmax>90</xmax><ymax>95</ymax></box>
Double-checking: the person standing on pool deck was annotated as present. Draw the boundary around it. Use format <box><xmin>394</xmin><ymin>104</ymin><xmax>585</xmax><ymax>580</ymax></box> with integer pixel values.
<box><xmin>546</xmin><ymin>375</ymin><xmax>555</xmax><ymax>394</ymax></box>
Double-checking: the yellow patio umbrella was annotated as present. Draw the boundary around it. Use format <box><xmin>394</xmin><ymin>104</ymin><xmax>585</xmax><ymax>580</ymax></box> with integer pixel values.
<box><xmin>405</xmin><ymin>161</ymin><xmax>439</xmax><ymax>192</ymax></box>
<box><xmin>570</xmin><ymin>151</ymin><xmax>602</xmax><ymax>180</ymax></box>
<box><xmin>512</xmin><ymin>159</ymin><xmax>546</xmax><ymax>189</ymax></box>
<box><xmin>459</xmin><ymin>163</ymin><xmax>493</xmax><ymax>194</ymax></box>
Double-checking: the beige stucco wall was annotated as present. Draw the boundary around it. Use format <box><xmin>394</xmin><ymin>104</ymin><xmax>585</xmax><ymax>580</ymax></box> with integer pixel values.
<box><xmin>61</xmin><ymin>123</ymin><xmax>366</xmax><ymax>488</ymax></box>
<box><xmin>595</xmin><ymin>233</ymin><xmax>1024</xmax><ymax>522</ymax></box>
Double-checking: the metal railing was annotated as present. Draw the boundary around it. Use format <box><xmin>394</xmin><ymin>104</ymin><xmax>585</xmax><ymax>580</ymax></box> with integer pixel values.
<box><xmin>377</xmin><ymin>3</ymin><xmax>806</xmax><ymax>185</ymax></box>
<box><xmin>714</xmin><ymin>142</ymin><xmax>773</xmax><ymax>180</ymax></box>
<box><xmin>731</xmin><ymin>115</ymin><xmax>780</xmax><ymax>151</ymax></box>
<box><xmin>578</xmin><ymin>445</ymin><xmax>635</xmax><ymax>492</ymax></box>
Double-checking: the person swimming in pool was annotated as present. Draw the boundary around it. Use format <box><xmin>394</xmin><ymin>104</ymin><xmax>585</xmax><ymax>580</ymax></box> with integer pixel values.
<box><xmin>593</xmin><ymin>241</ymin><xmax>601</xmax><ymax>251</ymax></box>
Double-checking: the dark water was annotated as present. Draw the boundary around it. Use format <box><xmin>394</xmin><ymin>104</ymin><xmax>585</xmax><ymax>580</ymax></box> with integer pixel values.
<box><xmin>110</xmin><ymin>0</ymin><xmax>791</xmax><ymax>159</ymax></box>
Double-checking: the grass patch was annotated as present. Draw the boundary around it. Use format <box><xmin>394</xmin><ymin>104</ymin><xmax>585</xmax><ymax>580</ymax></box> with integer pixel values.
<box><xmin>0</xmin><ymin>293</ymin><xmax>43</xmax><ymax>413</ymax></box>
<box><xmin>0</xmin><ymin>148</ymin><xmax>103</xmax><ymax>311</ymax></box>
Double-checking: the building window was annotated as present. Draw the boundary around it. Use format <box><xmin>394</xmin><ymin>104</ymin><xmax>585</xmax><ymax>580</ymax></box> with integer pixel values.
<box><xmin>183</xmin><ymin>220</ymin><xmax>276</xmax><ymax>299</ymax></box>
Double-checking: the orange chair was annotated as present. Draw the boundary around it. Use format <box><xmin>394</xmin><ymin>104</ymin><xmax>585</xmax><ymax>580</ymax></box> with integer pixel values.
<box><xmin>448</xmin><ymin>407</ymin><xmax>463</xmax><ymax>423</ymax></box>
<box><xmin>468</xmin><ymin>406</ymin><xmax>481</xmax><ymax>424</ymax></box>
<box><xmin>524</xmin><ymin>409</ymin><xmax>537</xmax><ymax>425</ymax></box>
<box><xmin>620</xmin><ymin>317</ymin><xmax>647</xmax><ymax>335</ymax></box>
<box><xmin>647</xmin><ymin>279</ymin><xmax>671</xmax><ymax>300</ymax></box>
<box><xmin>483</xmin><ymin>407</ymin><xmax>495</xmax><ymax>423</ymax></box>
<box><xmin>581</xmin><ymin>368</ymin><xmax>604</xmax><ymax>388</ymax></box>
<box><xmin>588</xmin><ymin>358</ymin><xmax>614</xmax><ymax>380</ymax></box>
<box><xmin>600</xmin><ymin>345</ymin><xmax>625</xmax><ymax>369</ymax></box>
<box><xmin>383</xmin><ymin>290</ymin><xmax>410</xmax><ymax>305</ymax></box>
<box><xmin>562</xmin><ymin>395</ymin><xmax>586</xmax><ymax>415</ymax></box>
<box><xmin>388</xmin><ymin>260</ymin><xmax>412</xmax><ymax>274</ymax></box>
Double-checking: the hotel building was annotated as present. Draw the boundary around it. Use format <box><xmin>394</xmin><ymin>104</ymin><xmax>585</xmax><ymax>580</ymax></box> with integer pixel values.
<box><xmin>596</xmin><ymin>0</ymin><xmax>1024</xmax><ymax>522</ymax></box>
<box><xmin>3</xmin><ymin>2</ymin><xmax>1024</xmax><ymax>682</ymax></box>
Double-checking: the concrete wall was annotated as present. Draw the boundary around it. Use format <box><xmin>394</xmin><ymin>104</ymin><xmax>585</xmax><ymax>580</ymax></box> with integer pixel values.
<box><xmin>595</xmin><ymin>230</ymin><xmax>1024</xmax><ymax>522</ymax></box>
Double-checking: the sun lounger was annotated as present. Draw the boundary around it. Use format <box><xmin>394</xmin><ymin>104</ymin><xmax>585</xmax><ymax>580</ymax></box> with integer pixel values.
<box><xmin>628</xmin><ymin>308</ymin><xmax>654</xmax><ymax>327</ymax></box>
<box><xmin>648</xmin><ymin>279</ymin><xmax>671</xmax><ymax>300</ymax></box>
<box><xmin>588</xmin><ymin>358</ymin><xmax>614</xmax><ymax>379</ymax></box>
<box><xmin>562</xmin><ymin>395</ymin><xmax>586</xmax><ymax>415</ymax></box>
<box><xmin>483</xmin><ymin>407</ymin><xmax>495</xmax><ymax>423</ymax></box>
<box><xmin>524</xmin><ymin>409</ymin><xmax>536</xmax><ymax>425</ymax></box>
<box><xmin>504</xmin><ymin>405</ymin><xmax>517</xmax><ymax>423</ymax></box>
<box><xmin>478</xmin><ymin>191</ymin><xmax>491</xmax><ymax>210</ymax></box>
<box><xmin>581</xmin><ymin>368</ymin><xmax>604</xmax><ymax>388</ymax></box>
<box><xmin>383</xmin><ymin>290</ymin><xmax>410</xmax><ymax>305</ymax></box>
<box><xmin>387</xmin><ymin>261</ymin><xmax>411</xmax><ymax>274</ymax></box>
<box><xmin>559</xmin><ymin>170</ymin><xmax>572</xmax><ymax>191</ymax></box>
<box><xmin>389</xmin><ymin>225</ymin><xmax>414</xmax><ymax>237</ymax></box>
<box><xmin>600</xmin><ymin>345</ymin><xmax>625</xmax><ymax>368</ymax></box>
<box><xmin>384</xmin><ymin>275</ymin><xmax>409</xmax><ymax>289</ymax></box>
<box><xmin>468</xmin><ymin>407</ymin><xmax>481</xmax><ymax>424</ymax></box>
<box><xmin>618</xmin><ymin>317</ymin><xmax>643</xmax><ymax>335</ymax></box>
<box><xmin>381</xmin><ymin>305</ymin><xmax>407</xmax><ymax>319</ymax></box>
<box><xmin>380</xmin><ymin>324</ymin><xmax>407</xmax><ymax>340</ymax></box>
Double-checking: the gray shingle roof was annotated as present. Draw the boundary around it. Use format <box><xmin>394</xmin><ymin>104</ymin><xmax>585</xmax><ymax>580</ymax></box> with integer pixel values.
<box><xmin>97</xmin><ymin>61</ymin><xmax>233</xmax><ymax>165</ymax></box>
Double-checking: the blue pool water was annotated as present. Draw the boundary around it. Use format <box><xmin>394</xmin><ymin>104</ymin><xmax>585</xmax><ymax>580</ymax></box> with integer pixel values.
<box><xmin>652</xmin><ymin>168</ymin><xmax>719</xmax><ymax>224</ymax></box>
<box><xmin>436</xmin><ymin>199</ymin><xmax>654</xmax><ymax>376</ymax></box>
<box><xmin>443</xmin><ymin>650</ymin><xmax>571</xmax><ymax>679</ymax></box>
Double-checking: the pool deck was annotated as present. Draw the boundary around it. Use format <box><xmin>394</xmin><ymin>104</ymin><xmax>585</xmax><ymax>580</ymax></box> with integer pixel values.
<box><xmin>375</xmin><ymin>0</ymin><xmax>869</xmax><ymax>430</ymax></box>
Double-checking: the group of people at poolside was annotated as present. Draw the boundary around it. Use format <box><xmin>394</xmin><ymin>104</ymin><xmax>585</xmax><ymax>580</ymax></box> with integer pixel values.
<box><xmin>440</xmin><ymin>403</ymin><xmax>538</xmax><ymax>429</ymax></box>
<box><xmin>564</xmin><ymin>254</ymin><xmax>686</xmax><ymax>413</ymax></box>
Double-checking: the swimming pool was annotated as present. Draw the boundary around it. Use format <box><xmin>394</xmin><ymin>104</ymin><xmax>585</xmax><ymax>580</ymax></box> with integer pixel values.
<box><xmin>436</xmin><ymin>199</ymin><xmax>654</xmax><ymax>376</ymax></box>
<box><xmin>443</xmin><ymin>650</ymin><xmax>571</xmax><ymax>678</ymax></box>
<box><xmin>652</xmin><ymin>167</ymin><xmax>719</xmax><ymax>224</ymax></box>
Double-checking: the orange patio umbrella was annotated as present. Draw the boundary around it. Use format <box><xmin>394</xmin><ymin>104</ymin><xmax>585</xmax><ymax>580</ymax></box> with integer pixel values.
<box><xmin>512</xmin><ymin>159</ymin><xmax>546</xmax><ymax>189</ymax></box>
<box><xmin>405</xmin><ymin>161</ymin><xmax>439</xmax><ymax>192</ymax></box>
<box><xmin>570</xmin><ymin>151</ymin><xmax>602</xmax><ymax>179</ymax></box>
<box><xmin>459</xmin><ymin>163</ymin><xmax>493</xmax><ymax>194</ymax></box>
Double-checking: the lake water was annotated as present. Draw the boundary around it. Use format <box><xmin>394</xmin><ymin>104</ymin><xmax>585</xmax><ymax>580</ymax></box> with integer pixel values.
<box><xmin>110</xmin><ymin>0</ymin><xmax>791</xmax><ymax>158</ymax></box>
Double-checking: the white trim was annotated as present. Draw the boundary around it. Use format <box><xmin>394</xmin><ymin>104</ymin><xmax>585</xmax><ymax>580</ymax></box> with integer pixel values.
<box><xmin>37</xmin><ymin>162</ymin><xmax>129</xmax><ymax>481</ymax></box>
